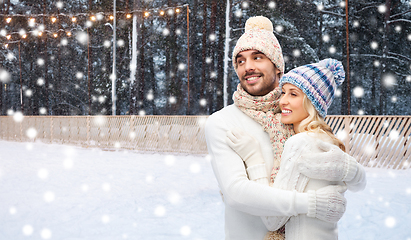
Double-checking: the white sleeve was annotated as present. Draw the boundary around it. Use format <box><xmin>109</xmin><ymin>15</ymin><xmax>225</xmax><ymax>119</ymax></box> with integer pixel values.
<box><xmin>205</xmin><ymin>114</ymin><xmax>308</xmax><ymax>217</ymax></box>
<box><xmin>345</xmin><ymin>161</ymin><xmax>367</xmax><ymax>192</ymax></box>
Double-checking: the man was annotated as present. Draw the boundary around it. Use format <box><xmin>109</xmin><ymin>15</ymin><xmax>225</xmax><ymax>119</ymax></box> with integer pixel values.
<box><xmin>205</xmin><ymin>16</ymin><xmax>356</xmax><ymax>239</ymax></box>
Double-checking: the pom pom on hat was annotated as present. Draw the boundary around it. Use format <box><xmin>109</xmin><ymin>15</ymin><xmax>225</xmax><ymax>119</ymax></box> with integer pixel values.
<box><xmin>318</xmin><ymin>58</ymin><xmax>345</xmax><ymax>87</ymax></box>
<box><xmin>279</xmin><ymin>58</ymin><xmax>345</xmax><ymax>118</ymax></box>
<box><xmin>232</xmin><ymin>16</ymin><xmax>284</xmax><ymax>75</ymax></box>
<box><xmin>245</xmin><ymin>16</ymin><xmax>274</xmax><ymax>32</ymax></box>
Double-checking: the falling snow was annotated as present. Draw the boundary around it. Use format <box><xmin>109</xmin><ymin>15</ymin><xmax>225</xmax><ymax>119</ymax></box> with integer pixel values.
<box><xmin>0</xmin><ymin>141</ymin><xmax>410</xmax><ymax>239</ymax></box>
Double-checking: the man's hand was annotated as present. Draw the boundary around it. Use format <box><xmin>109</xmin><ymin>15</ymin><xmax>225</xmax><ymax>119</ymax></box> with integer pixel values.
<box><xmin>226</xmin><ymin>128</ymin><xmax>265</xmax><ymax>167</ymax></box>
<box><xmin>296</xmin><ymin>141</ymin><xmax>358</xmax><ymax>182</ymax></box>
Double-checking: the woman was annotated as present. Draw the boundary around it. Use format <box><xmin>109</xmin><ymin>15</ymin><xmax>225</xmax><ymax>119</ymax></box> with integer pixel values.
<box><xmin>226</xmin><ymin>59</ymin><xmax>366</xmax><ymax>240</ymax></box>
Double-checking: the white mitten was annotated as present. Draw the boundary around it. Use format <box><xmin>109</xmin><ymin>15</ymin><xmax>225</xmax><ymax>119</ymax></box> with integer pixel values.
<box><xmin>307</xmin><ymin>185</ymin><xmax>347</xmax><ymax>223</ymax></box>
<box><xmin>296</xmin><ymin>141</ymin><xmax>358</xmax><ymax>182</ymax></box>
<box><xmin>226</xmin><ymin>128</ymin><xmax>265</xmax><ymax>167</ymax></box>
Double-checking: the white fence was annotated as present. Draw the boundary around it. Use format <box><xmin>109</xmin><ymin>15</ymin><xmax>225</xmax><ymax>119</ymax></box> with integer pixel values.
<box><xmin>0</xmin><ymin>115</ymin><xmax>410</xmax><ymax>169</ymax></box>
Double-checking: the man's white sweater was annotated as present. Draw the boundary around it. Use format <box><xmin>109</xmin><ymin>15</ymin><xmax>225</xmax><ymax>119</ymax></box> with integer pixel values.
<box><xmin>205</xmin><ymin>104</ymin><xmax>309</xmax><ymax>240</ymax></box>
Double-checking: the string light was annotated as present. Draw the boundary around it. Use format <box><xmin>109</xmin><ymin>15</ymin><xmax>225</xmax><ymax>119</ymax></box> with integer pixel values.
<box><xmin>0</xmin><ymin>4</ymin><xmax>188</xmax><ymax>42</ymax></box>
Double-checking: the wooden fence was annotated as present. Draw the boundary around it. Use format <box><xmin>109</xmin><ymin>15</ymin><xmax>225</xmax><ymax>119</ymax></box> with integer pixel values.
<box><xmin>0</xmin><ymin>115</ymin><xmax>410</xmax><ymax>169</ymax></box>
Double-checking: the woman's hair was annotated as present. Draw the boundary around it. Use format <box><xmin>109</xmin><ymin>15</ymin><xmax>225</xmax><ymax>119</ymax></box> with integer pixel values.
<box><xmin>297</xmin><ymin>95</ymin><xmax>346</xmax><ymax>152</ymax></box>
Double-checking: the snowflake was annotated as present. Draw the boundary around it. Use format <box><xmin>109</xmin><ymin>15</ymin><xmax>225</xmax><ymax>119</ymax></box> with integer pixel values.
<box><xmin>353</xmin><ymin>86</ymin><xmax>364</xmax><ymax>98</ymax></box>
<box><xmin>25</xmin><ymin>89</ymin><xmax>33</xmax><ymax>97</ymax></box>
<box><xmin>329</xmin><ymin>46</ymin><xmax>336</xmax><ymax>54</ymax></box>
<box><xmin>275</xmin><ymin>25</ymin><xmax>284</xmax><ymax>33</ymax></box>
<box><xmin>39</xmin><ymin>107</ymin><xmax>47</xmax><ymax>115</ymax></box>
<box><xmin>178</xmin><ymin>63</ymin><xmax>186</xmax><ymax>70</ymax></box>
<box><xmin>76</xmin><ymin>31</ymin><xmax>89</xmax><ymax>45</ymax></box>
<box><xmin>102</xmin><ymin>215</ymin><xmax>110</xmax><ymax>224</ymax></box>
<box><xmin>408</xmin><ymin>34</ymin><xmax>411</xmax><ymax>41</ymax></box>
<box><xmin>164</xmin><ymin>155</ymin><xmax>176</xmax><ymax>166</ymax></box>
<box><xmin>235</xmin><ymin>9</ymin><xmax>242</xmax><ymax>18</ymax></box>
<box><xmin>206</xmin><ymin>57</ymin><xmax>212</xmax><ymax>64</ymax></box>
<box><xmin>382</xmin><ymin>74</ymin><xmax>396</xmax><ymax>88</ymax></box>
<box><xmin>38</xmin><ymin>168</ymin><xmax>49</xmax><ymax>179</ymax></box>
<box><xmin>391</xmin><ymin>96</ymin><xmax>397</xmax><ymax>103</ymax></box>
<box><xmin>162</xmin><ymin>28</ymin><xmax>170</xmax><ymax>36</ymax></box>
<box><xmin>292</xmin><ymin>49</ymin><xmax>301</xmax><ymax>58</ymax></box>
<box><xmin>104</xmin><ymin>40</ymin><xmax>111</xmax><ymax>48</ymax></box>
<box><xmin>13</xmin><ymin>111</ymin><xmax>24</xmax><ymax>122</ymax></box>
<box><xmin>406</xmin><ymin>75</ymin><xmax>411</xmax><ymax>82</ymax></box>
<box><xmin>209</xmin><ymin>33</ymin><xmax>216</xmax><ymax>41</ymax></box>
<box><xmin>358</xmin><ymin>109</ymin><xmax>364</xmax><ymax>115</ymax></box>
<box><xmin>22</xmin><ymin>225</ymin><xmax>34</xmax><ymax>236</ymax></box>
<box><xmin>154</xmin><ymin>205</ymin><xmax>166</xmax><ymax>217</ymax></box>
<box><xmin>190</xmin><ymin>163</ymin><xmax>201</xmax><ymax>173</ymax></box>
<box><xmin>242</xmin><ymin>1</ymin><xmax>249</xmax><ymax>9</ymax></box>
<box><xmin>98</xmin><ymin>96</ymin><xmax>105</xmax><ymax>103</ymax></box>
<box><xmin>168</xmin><ymin>96</ymin><xmax>177</xmax><ymax>104</ymax></box>
<box><xmin>0</xmin><ymin>29</ymin><xmax>6</xmax><ymax>36</ymax></box>
<box><xmin>7</xmin><ymin>52</ymin><xmax>15</xmax><ymax>60</ymax></box>
<box><xmin>37</xmin><ymin>58</ymin><xmax>45</xmax><ymax>66</ymax></box>
<box><xmin>335</xmin><ymin>88</ymin><xmax>342</xmax><ymax>97</ymax></box>
<box><xmin>339</xmin><ymin>1</ymin><xmax>345</xmax><ymax>7</ymax></box>
<box><xmin>146</xmin><ymin>174</ymin><xmax>153</xmax><ymax>183</ymax></box>
<box><xmin>175</xmin><ymin>28</ymin><xmax>182</xmax><ymax>35</ymax></box>
<box><xmin>102</xmin><ymin>183</ymin><xmax>111</xmax><ymax>192</ymax></box>
<box><xmin>199</xmin><ymin>98</ymin><xmax>207</xmax><ymax>106</ymax></box>
<box><xmin>117</xmin><ymin>39</ymin><xmax>125</xmax><ymax>47</ymax></box>
<box><xmin>394</xmin><ymin>25</ymin><xmax>401</xmax><ymax>33</ymax></box>
<box><xmin>44</xmin><ymin>191</ymin><xmax>55</xmax><ymax>203</ymax></box>
<box><xmin>370</xmin><ymin>41</ymin><xmax>378</xmax><ymax>49</ymax></box>
<box><xmin>56</xmin><ymin>1</ymin><xmax>64</xmax><ymax>9</ymax></box>
<box><xmin>0</xmin><ymin>69</ymin><xmax>10</xmax><ymax>83</ymax></box>
<box><xmin>138</xmin><ymin>110</ymin><xmax>146</xmax><ymax>116</ymax></box>
<box><xmin>168</xmin><ymin>191</ymin><xmax>181</xmax><ymax>204</ymax></box>
<box><xmin>268</xmin><ymin>1</ymin><xmax>276</xmax><ymax>9</ymax></box>
<box><xmin>63</xmin><ymin>158</ymin><xmax>73</xmax><ymax>169</ymax></box>
<box><xmin>26</xmin><ymin>127</ymin><xmax>37</xmax><ymax>139</ymax></box>
<box><xmin>353</xmin><ymin>20</ymin><xmax>360</xmax><ymax>28</ymax></box>
<box><xmin>180</xmin><ymin>225</ymin><xmax>191</xmax><ymax>236</ymax></box>
<box><xmin>9</xmin><ymin>207</ymin><xmax>17</xmax><ymax>215</ymax></box>
<box><xmin>389</xmin><ymin>130</ymin><xmax>399</xmax><ymax>141</ymax></box>
<box><xmin>385</xmin><ymin>216</ymin><xmax>396</xmax><ymax>228</ymax></box>
<box><xmin>374</xmin><ymin>60</ymin><xmax>380</xmax><ymax>67</ymax></box>
<box><xmin>378</xmin><ymin>4</ymin><xmax>386</xmax><ymax>13</ymax></box>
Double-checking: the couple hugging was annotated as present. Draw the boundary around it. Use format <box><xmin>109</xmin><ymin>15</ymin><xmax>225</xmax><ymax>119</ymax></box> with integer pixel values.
<box><xmin>205</xmin><ymin>16</ymin><xmax>366</xmax><ymax>240</ymax></box>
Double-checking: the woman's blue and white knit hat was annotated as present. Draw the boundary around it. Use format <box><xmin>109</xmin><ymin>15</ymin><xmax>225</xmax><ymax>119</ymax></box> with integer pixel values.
<box><xmin>279</xmin><ymin>58</ymin><xmax>345</xmax><ymax>118</ymax></box>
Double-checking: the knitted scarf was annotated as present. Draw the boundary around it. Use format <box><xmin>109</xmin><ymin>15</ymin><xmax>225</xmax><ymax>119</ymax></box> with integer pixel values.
<box><xmin>233</xmin><ymin>84</ymin><xmax>294</xmax><ymax>240</ymax></box>
<box><xmin>233</xmin><ymin>84</ymin><xmax>295</xmax><ymax>182</ymax></box>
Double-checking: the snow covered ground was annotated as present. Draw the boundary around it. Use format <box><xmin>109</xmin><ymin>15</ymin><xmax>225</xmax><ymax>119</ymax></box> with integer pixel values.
<box><xmin>0</xmin><ymin>140</ymin><xmax>410</xmax><ymax>240</ymax></box>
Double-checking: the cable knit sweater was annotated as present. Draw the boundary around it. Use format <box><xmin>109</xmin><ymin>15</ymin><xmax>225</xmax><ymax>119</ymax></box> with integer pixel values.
<box><xmin>247</xmin><ymin>132</ymin><xmax>367</xmax><ymax>240</ymax></box>
<box><xmin>205</xmin><ymin>104</ymin><xmax>309</xmax><ymax>240</ymax></box>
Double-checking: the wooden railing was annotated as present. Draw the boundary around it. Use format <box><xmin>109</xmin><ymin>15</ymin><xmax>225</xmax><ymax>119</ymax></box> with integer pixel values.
<box><xmin>0</xmin><ymin>115</ymin><xmax>409</xmax><ymax>169</ymax></box>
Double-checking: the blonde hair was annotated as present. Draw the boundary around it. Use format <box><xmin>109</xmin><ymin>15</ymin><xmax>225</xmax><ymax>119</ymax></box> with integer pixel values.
<box><xmin>297</xmin><ymin>95</ymin><xmax>346</xmax><ymax>152</ymax></box>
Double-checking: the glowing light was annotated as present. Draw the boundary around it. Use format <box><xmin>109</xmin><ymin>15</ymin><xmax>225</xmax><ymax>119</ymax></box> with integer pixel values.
<box><xmin>268</xmin><ymin>1</ymin><xmax>276</xmax><ymax>9</ymax></box>
<box><xmin>160</xmin><ymin>10</ymin><xmax>165</xmax><ymax>16</ymax></box>
<box><xmin>51</xmin><ymin>17</ymin><xmax>57</xmax><ymax>23</ymax></box>
<box><xmin>71</xmin><ymin>17</ymin><xmax>77</xmax><ymax>22</ymax></box>
<box><xmin>176</xmin><ymin>8</ymin><xmax>180</xmax><ymax>13</ymax></box>
<box><xmin>144</xmin><ymin>12</ymin><xmax>150</xmax><ymax>17</ymax></box>
<box><xmin>109</xmin><ymin>15</ymin><xmax>114</xmax><ymax>20</ymax></box>
<box><xmin>38</xmin><ymin>31</ymin><xmax>43</xmax><ymax>37</ymax></box>
<box><xmin>6</xmin><ymin>18</ymin><xmax>11</xmax><ymax>23</ymax></box>
<box><xmin>6</xmin><ymin>35</ymin><xmax>11</xmax><ymax>40</ymax></box>
<box><xmin>22</xmin><ymin>34</ymin><xmax>27</xmax><ymax>39</ymax></box>
<box><xmin>90</xmin><ymin>15</ymin><xmax>96</xmax><ymax>21</ymax></box>
<box><xmin>66</xmin><ymin>31</ymin><xmax>72</xmax><ymax>37</ymax></box>
<box><xmin>370</xmin><ymin>41</ymin><xmax>378</xmax><ymax>49</ymax></box>
<box><xmin>378</xmin><ymin>4</ymin><xmax>386</xmax><ymax>13</ymax></box>
<box><xmin>126</xmin><ymin>13</ymin><xmax>132</xmax><ymax>19</ymax></box>
<box><xmin>53</xmin><ymin>33</ymin><xmax>58</xmax><ymax>38</ymax></box>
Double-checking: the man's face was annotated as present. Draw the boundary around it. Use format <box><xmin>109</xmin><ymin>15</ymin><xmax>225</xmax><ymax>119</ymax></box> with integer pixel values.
<box><xmin>235</xmin><ymin>50</ymin><xmax>281</xmax><ymax>96</ymax></box>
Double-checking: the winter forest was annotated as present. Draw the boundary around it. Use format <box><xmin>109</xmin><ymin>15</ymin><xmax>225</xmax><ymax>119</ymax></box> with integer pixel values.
<box><xmin>0</xmin><ymin>0</ymin><xmax>410</xmax><ymax>116</ymax></box>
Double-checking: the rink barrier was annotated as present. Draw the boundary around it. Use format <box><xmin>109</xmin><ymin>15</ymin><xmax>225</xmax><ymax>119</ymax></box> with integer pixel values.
<box><xmin>0</xmin><ymin>115</ymin><xmax>410</xmax><ymax>170</ymax></box>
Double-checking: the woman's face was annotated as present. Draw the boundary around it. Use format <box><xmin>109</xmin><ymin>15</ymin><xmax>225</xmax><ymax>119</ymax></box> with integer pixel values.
<box><xmin>279</xmin><ymin>83</ymin><xmax>309</xmax><ymax>133</ymax></box>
